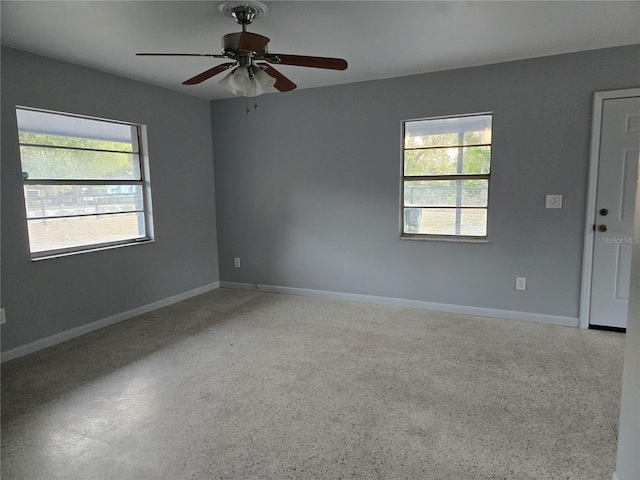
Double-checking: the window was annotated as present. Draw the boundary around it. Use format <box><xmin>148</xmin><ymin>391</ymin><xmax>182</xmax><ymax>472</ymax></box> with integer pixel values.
<box><xmin>402</xmin><ymin>113</ymin><xmax>492</xmax><ymax>238</ymax></box>
<box><xmin>16</xmin><ymin>107</ymin><xmax>153</xmax><ymax>258</ymax></box>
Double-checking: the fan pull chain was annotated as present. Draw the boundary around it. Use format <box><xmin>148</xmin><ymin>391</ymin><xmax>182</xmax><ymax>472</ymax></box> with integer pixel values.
<box><xmin>253</xmin><ymin>82</ymin><xmax>258</xmax><ymax>110</ymax></box>
<box><xmin>245</xmin><ymin>85</ymin><xmax>259</xmax><ymax>113</ymax></box>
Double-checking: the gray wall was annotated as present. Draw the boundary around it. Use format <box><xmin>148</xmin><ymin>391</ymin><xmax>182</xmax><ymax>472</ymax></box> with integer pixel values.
<box><xmin>1</xmin><ymin>47</ymin><xmax>219</xmax><ymax>352</ymax></box>
<box><xmin>211</xmin><ymin>45</ymin><xmax>640</xmax><ymax>319</ymax></box>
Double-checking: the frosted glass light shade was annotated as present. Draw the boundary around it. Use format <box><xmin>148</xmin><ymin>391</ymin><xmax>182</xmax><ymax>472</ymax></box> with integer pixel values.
<box><xmin>228</xmin><ymin>68</ymin><xmax>251</xmax><ymax>91</ymax></box>
<box><xmin>219</xmin><ymin>71</ymin><xmax>238</xmax><ymax>95</ymax></box>
<box><xmin>220</xmin><ymin>67</ymin><xmax>276</xmax><ymax>97</ymax></box>
<box><xmin>254</xmin><ymin>69</ymin><xmax>276</xmax><ymax>89</ymax></box>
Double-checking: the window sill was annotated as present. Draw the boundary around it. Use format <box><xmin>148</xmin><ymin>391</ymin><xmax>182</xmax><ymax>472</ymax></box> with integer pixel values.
<box><xmin>31</xmin><ymin>238</ymin><xmax>154</xmax><ymax>261</ymax></box>
<box><xmin>399</xmin><ymin>235</ymin><xmax>490</xmax><ymax>244</ymax></box>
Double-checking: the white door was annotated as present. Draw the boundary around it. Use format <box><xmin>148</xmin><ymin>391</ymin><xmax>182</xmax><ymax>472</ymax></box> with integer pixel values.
<box><xmin>590</xmin><ymin>95</ymin><xmax>640</xmax><ymax>329</ymax></box>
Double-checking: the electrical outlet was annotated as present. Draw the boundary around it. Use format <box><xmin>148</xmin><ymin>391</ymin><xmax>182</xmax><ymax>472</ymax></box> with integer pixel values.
<box><xmin>515</xmin><ymin>277</ymin><xmax>527</xmax><ymax>291</ymax></box>
<box><xmin>1</xmin><ymin>308</ymin><xmax>6</xmax><ymax>325</ymax></box>
<box><xmin>234</xmin><ymin>257</ymin><xmax>240</xmax><ymax>268</ymax></box>
<box><xmin>545</xmin><ymin>194</ymin><xmax>562</xmax><ymax>209</ymax></box>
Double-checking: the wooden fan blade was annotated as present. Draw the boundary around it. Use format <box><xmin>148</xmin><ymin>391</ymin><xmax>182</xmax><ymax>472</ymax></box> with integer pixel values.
<box><xmin>257</xmin><ymin>64</ymin><xmax>296</xmax><ymax>92</ymax></box>
<box><xmin>137</xmin><ymin>53</ymin><xmax>227</xmax><ymax>58</ymax></box>
<box><xmin>237</xmin><ymin>32</ymin><xmax>270</xmax><ymax>53</ymax></box>
<box><xmin>183</xmin><ymin>62</ymin><xmax>236</xmax><ymax>85</ymax></box>
<box><xmin>265</xmin><ymin>54</ymin><xmax>347</xmax><ymax>70</ymax></box>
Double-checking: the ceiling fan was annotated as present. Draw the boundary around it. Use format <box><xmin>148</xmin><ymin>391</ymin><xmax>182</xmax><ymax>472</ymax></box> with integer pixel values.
<box><xmin>137</xmin><ymin>1</ymin><xmax>348</xmax><ymax>96</ymax></box>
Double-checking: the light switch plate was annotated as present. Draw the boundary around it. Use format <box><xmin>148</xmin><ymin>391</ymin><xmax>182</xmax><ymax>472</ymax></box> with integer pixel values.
<box><xmin>545</xmin><ymin>194</ymin><xmax>562</xmax><ymax>209</ymax></box>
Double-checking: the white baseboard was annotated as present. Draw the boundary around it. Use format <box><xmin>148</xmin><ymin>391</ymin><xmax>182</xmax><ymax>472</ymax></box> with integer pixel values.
<box><xmin>3</xmin><ymin>280</ymin><xmax>579</xmax><ymax>363</ymax></box>
<box><xmin>1</xmin><ymin>282</ymin><xmax>220</xmax><ymax>363</ymax></box>
<box><xmin>220</xmin><ymin>281</ymin><xmax>579</xmax><ymax>328</ymax></box>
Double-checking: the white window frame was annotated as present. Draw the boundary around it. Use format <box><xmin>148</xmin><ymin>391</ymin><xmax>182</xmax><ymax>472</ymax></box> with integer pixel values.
<box><xmin>16</xmin><ymin>106</ymin><xmax>154</xmax><ymax>259</ymax></box>
<box><xmin>401</xmin><ymin>112</ymin><xmax>492</xmax><ymax>241</ymax></box>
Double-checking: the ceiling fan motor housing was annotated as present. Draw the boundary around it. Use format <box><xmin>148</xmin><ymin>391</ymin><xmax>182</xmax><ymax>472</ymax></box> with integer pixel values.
<box><xmin>223</xmin><ymin>32</ymin><xmax>242</xmax><ymax>55</ymax></box>
<box><xmin>222</xmin><ymin>30</ymin><xmax>271</xmax><ymax>65</ymax></box>
<box><xmin>222</xmin><ymin>32</ymin><xmax>258</xmax><ymax>55</ymax></box>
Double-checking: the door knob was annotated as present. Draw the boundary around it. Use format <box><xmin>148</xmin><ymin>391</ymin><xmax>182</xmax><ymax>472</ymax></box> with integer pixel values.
<box><xmin>598</xmin><ymin>225</ymin><xmax>608</xmax><ymax>232</ymax></box>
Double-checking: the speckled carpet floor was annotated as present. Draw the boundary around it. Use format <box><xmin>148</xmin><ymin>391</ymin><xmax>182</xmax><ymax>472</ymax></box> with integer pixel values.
<box><xmin>1</xmin><ymin>288</ymin><xmax>625</xmax><ymax>479</ymax></box>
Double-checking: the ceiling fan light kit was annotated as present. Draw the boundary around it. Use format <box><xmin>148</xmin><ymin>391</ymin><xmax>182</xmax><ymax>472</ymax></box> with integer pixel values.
<box><xmin>136</xmin><ymin>0</ymin><xmax>347</xmax><ymax>100</ymax></box>
<box><xmin>220</xmin><ymin>65</ymin><xmax>276</xmax><ymax>97</ymax></box>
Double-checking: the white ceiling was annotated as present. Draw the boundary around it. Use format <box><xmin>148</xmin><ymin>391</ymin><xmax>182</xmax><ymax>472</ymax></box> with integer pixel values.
<box><xmin>2</xmin><ymin>1</ymin><xmax>639</xmax><ymax>100</ymax></box>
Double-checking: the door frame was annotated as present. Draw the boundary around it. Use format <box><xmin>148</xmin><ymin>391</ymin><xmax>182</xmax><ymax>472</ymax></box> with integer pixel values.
<box><xmin>580</xmin><ymin>88</ymin><xmax>640</xmax><ymax>329</ymax></box>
